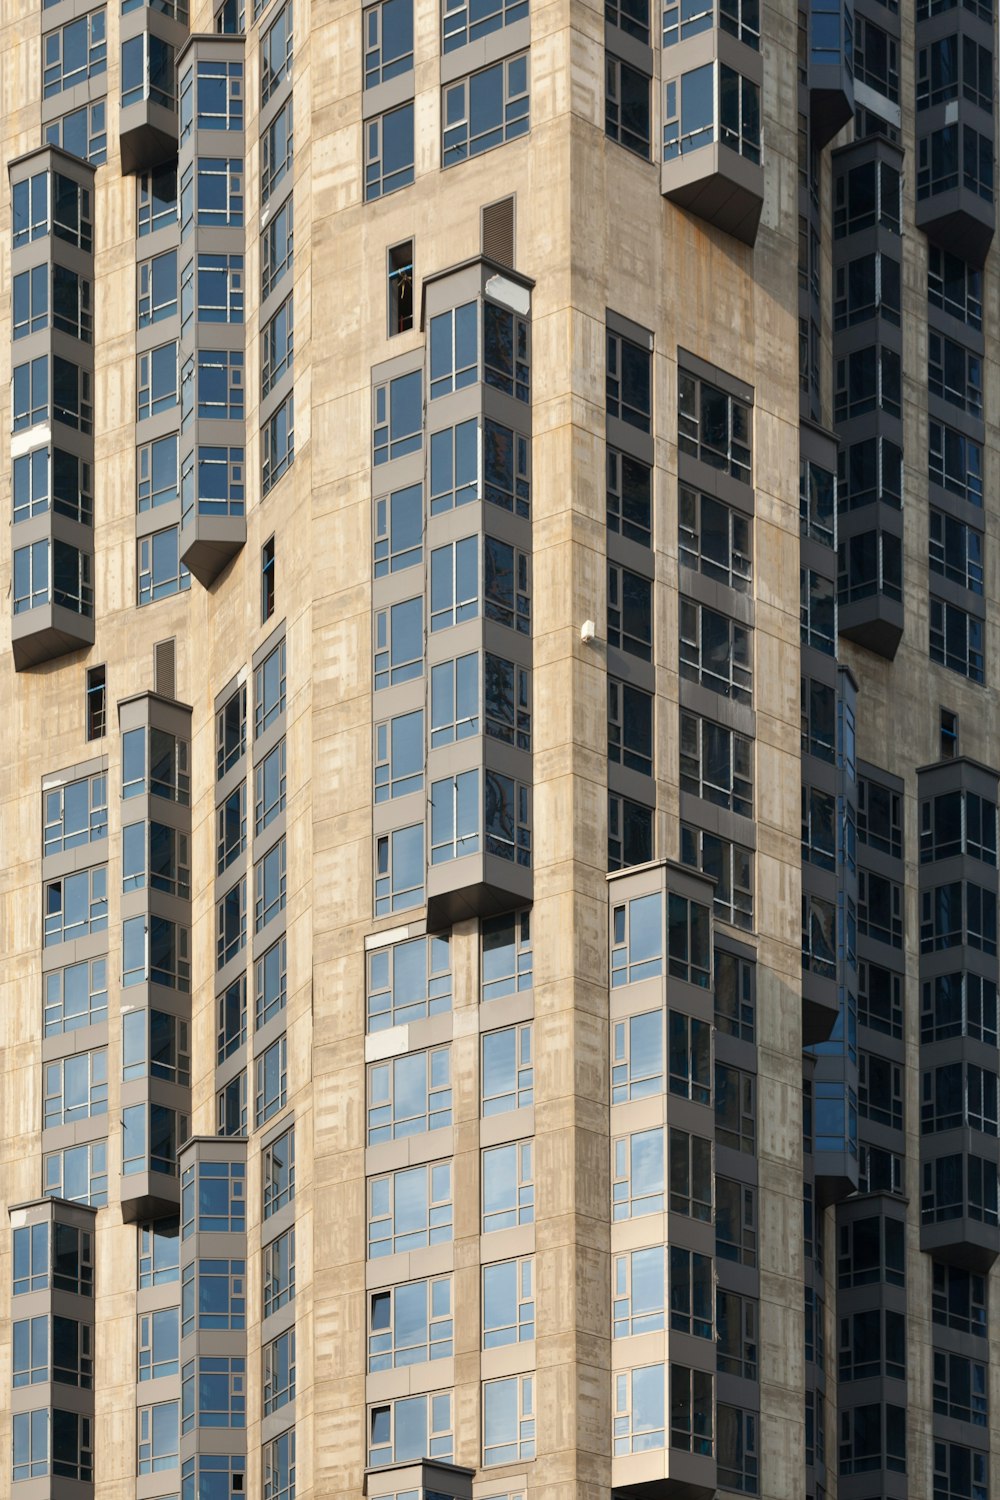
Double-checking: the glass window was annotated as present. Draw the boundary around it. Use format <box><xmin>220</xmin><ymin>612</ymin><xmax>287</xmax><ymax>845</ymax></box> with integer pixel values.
<box><xmin>262</xmin><ymin>196</ymin><xmax>294</xmax><ymax>302</ymax></box>
<box><xmin>43</xmin><ymin>867</ymin><xmax>108</xmax><ymax>947</ymax></box>
<box><xmin>43</xmin><ymin>772</ymin><xmax>107</xmax><ymax>855</ymax></box>
<box><xmin>680</xmin><ymin>712</ymin><xmax>752</xmax><ymax>815</ymax></box>
<box><xmin>606</xmin><ymin>329</ymin><xmax>651</xmax><ymax>431</ymax></box>
<box><xmin>13</xmin><ymin>1224</ymin><xmax>51</xmax><ymax>1297</ymax></box>
<box><xmin>365</xmin><ymin>103</ymin><xmax>415</xmax><ymax>200</ymax></box>
<box><xmin>483</xmin><ymin>1375</ymin><xmax>535</xmax><ymax>1464</ymax></box>
<box><xmin>716</xmin><ymin>1175</ymin><xmax>756</xmax><ymax>1263</ymax></box>
<box><xmin>482</xmin><ymin>1024</ymin><xmax>533</xmax><ymax>1114</ymax></box>
<box><xmin>608</xmin><ymin>792</ymin><xmax>653</xmax><ymax>871</ymax></box>
<box><xmin>608</xmin><ymin>564</ymin><xmax>652</xmax><ymax>660</ymax></box>
<box><xmin>482</xmin><ymin>1259</ymin><xmax>533</xmax><ymax>1347</ymax></box>
<box><xmin>43</xmin><ymin>1142</ymin><xmax>108</xmax><ymax>1207</ymax></box>
<box><xmin>262</xmin><ymin>1330</ymin><xmax>295</xmax><ymax>1415</ymax></box>
<box><xmin>614</xmin><ymin>1363</ymin><xmax>665</xmax><ymax>1454</ymax></box>
<box><xmin>43</xmin><ymin>10</ymin><xmax>107</xmax><ymax>96</ymax></box>
<box><xmin>613</xmin><ymin>1127</ymin><xmax>664</xmax><ymax>1219</ymax></box>
<box><xmin>610</xmin><ymin>893</ymin><xmax>662</xmax><ymax>987</ymax></box>
<box><xmin>255</xmin><ymin>1035</ymin><xmax>288</xmax><ymax>1126</ymax></box>
<box><xmin>367</xmin><ymin>933</ymin><xmax>451</xmax><ymax>1030</ymax></box>
<box><xmin>368</xmin><ymin>1160</ymin><xmax>452</xmax><ymax>1256</ymax></box>
<box><xmin>138</xmin><ymin>1307</ymin><xmax>179</xmax><ymax>1381</ymax></box>
<box><xmin>443</xmin><ymin>0</ymin><xmax>526</xmax><ymax>49</ymax></box>
<box><xmin>607</xmin><ymin>448</ymin><xmax>651</xmax><ymax>545</ymax></box>
<box><xmin>262</xmin><ymin>0</ymin><xmax>294</xmax><ymax>100</ymax></box>
<box><xmin>138</xmin><ymin>525</ymin><xmax>190</xmax><ymax>605</ymax></box>
<box><xmin>373</xmin><ymin>369</ymin><xmax>422</xmax><ymax>465</ymax></box>
<box><xmin>374</xmin><ymin>823</ymin><xmax>424</xmax><ymax>913</ymax></box>
<box><xmin>254</xmin><ymin>838</ymin><xmax>287</xmax><ymax>931</ymax></box>
<box><xmin>262</xmin><ymin>1230</ymin><xmax>294</xmax><ymax>1320</ymax></box>
<box><xmin>263</xmin><ymin>393</ymin><xmax>295</xmax><ymax>494</ymax></box>
<box><xmin>364</xmin><ymin>0</ymin><xmax>412</xmax><ymax>85</ymax></box>
<box><xmin>430</xmin><ymin>418</ymin><xmax>479</xmax><ymax>514</ymax></box>
<box><xmin>255</xmin><ymin>738</ymin><xmax>287</xmax><ymax>832</ymax></box>
<box><xmin>369</xmin><ymin>1275</ymin><xmax>452</xmax><ymax>1368</ymax></box>
<box><xmin>613</xmin><ymin>1246</ymin><xmax>665</xmax><ymax>1337</ymax></box>
<box><xmin>482</xmin><ymin>909</ymin><xmax>533</xmax><ymax>1000</ymax></box>
<box><xmin>256</xmin><ymin>937</ymin><xmax>288</xmax><ymax>1030</ymax></box>
<box><xmin>263</xmin><ymin>1126</ymin><xmax>295</xmax><ymax>1218</ymax></box>
<box><xmin>429</xmin><ymin>301</ymin><xmax>477</xmax><ymax>398</ymax></box>
<box><xmin>483</xmin><ymin>1140</ymin><xmax>534</xmax><ymax>1231</ymax></box>
<box><xmin>138</xmin><ymin>1218</ymin><xmax>179</xmax><ymax>1289</ymax></box>
<box><xmin>483</xmin><ymin>300</ymin><xmax>530</xmax><ymax>402</ymax></box>
<box><xmin>680</xmin><ymin>598</ymin><xmax>752</xmax><ymax>701</ymax></box>
<box><xmin>368</xmin><ymin>1391</ymin><xmax>453</xmax><ymax>1467</ymax></box>
<box><xmin>44</xmin><ymin>100</ymin><xmax>108</xmax><ymax>165</ymax></box>
<box><xmin>442</xmin><ymin>55</ymin><xmax>530</xmax><ymax>166</ymax></box>
<box><xmin>606</xmin><ymin>56</ymin><xmax>651</xmax><ymax>158</ymax></box>
<box><xmin>368</xmin><ymin>1047</ymin><xmax>452</xmax><ymax>1142</ymax></box>
<box><xmin>679</xmin><ymin>488</ymin><xmax>752</xmax><ymax>591</ymax></box>
<box><xmin>262</xmin><ymin>100</ymin><xmax>294</xmax><ymax>203</ymax></box>
<box><xmin>255</xmin><ymin>640</ymin><xmax>287</xmax><ymax>736</ymax></box>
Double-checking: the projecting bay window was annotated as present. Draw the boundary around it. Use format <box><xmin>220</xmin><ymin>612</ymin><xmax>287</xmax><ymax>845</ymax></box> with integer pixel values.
<box><xmin>920</xmin><ymin>788</ymin><xmax>996</xmax><ymax>865</ymax></box>
<box><xmin>613</xmin><ymin>1247</ymin><xmax>665</xmax><ymax>1337</ymax></box>
<box><xmin>839</xmin><ymin>434</ymin><xmax>902</xmax><ymax>512</ymax></box>
<box><xmin>663</xmin><ymin>0</ymin><xmax>759</xmax><ymax>45</ymax></box>
<box><xmin>121</xmin><ymin>30</ymin><xmax>176</xmax><ymax>112</ymax></box>
<box><xmin>922</xmin><ymin>972</ymin><xmax>997</xmax><ymax>1045</ymax></box>
<box><xmin>122</xmin><ymin>914</ymin><xmax>191</xmax><ymax>990</ymax></box>
<box><xmin>838</xmin><ymin>529</ymin><xmax>902</xmax><ymax>606</ymax></box>
<box><xmin>917</xmin><ymin>124</ymin><xmax>994</xmax><ymax>203</ymax></box>
<box><xmin>834</xmin><ymin>344</ymin><xmax>901</xmax><ymax>421</ymax></box>
<box><xmin>922</xmin><ymin>1152</ymin><xmax>998</xmax><ymax>1226</ymax></box>
<box><xmin>835</xmin><ymin>155</ymin><xmax>901</xmax><ymax>237</ymax></box>
<box><xmin>614</xmin><ymin>1364</ymin><xmax>665</xmax><ymax>1455</ymax></box>
<box><xmin>612</xmin><ymin>1011</ymin><xmax>664</xmax><ymax>1101</ymax></box>
<box><xmin>917</xmin><ymin>34</ymin><xmax>993</xmax><ymax>113</ymax></box>
<box><xmin>920</xmin><ymin>879</ymin><xmax>996</xmax><ymax>956</ymax></box>
<box><xmin>663</xmin><ymin>64</ymin><xmax>761</xmax><ymax>165</ymax></box>
<box><xmin>122</xmin><ymin>1102</ymin><xmax>189</xmax><ymax>1176</ymax></box>
<box><xmin>833</xmin><ymin>249</ymin><xmax>901</xmax><ymax>329</ymax></box>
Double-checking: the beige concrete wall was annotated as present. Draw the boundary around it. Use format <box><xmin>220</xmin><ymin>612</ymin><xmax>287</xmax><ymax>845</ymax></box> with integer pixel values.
<box><xmin>5</xmin><ymin>0</ymin><xmax>1000</xmax><ymax>1496</ymax></box>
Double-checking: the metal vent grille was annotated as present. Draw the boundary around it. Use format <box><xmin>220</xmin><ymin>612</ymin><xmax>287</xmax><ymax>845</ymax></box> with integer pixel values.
<box><xmin>154</xmin><ymin>638</ymin><xmax>176</xmax><ymax>699</ymax></box>
<box><xmin>481</xmin><ymin>196</ymin><xmax>515</xmax><ymax>268</ymax></box>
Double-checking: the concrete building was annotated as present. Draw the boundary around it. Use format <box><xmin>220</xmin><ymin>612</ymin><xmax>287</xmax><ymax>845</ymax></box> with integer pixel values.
<box><xmin>0</xmin><ymin>0</ymin><xmax>997</xmax><ymax>1495</ymax></box>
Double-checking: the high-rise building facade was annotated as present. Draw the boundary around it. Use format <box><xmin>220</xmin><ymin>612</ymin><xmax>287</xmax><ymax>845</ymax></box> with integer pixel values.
<box><xmin>1</xmin><ymin>0</ymin><xmax>998</xmax><ymax>1495</ymax></box>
